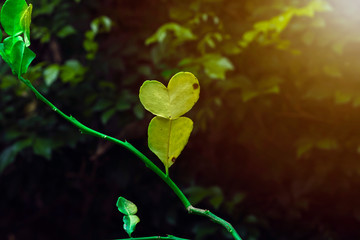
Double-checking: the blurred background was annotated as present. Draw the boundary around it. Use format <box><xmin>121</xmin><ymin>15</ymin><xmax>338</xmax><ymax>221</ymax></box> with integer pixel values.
<box><xmin>1</xmin><ymin>0</ymin><xmax>360</xmax><ymax>239</ymax></box>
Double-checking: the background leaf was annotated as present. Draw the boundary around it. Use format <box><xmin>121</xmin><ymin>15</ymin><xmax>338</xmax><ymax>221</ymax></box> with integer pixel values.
<box><xmin>0</xmin><ymin>139</ymin><xmax>32</xmax><ymax>173</ymax></box>
<box><xmin>43</xmin><ymin>64</ymin><xmax>60</xmax><ymax>86</ymax></box>
<box><xmin>145</xmin><ymin>22</ymin><xmax>196</xmax><ymax>45</ymax></box>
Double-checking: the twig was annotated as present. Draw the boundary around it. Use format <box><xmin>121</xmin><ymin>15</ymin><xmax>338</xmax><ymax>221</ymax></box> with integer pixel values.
<box><xmin>18</xmin><ymin>76</ymin><xmax>243</xmax><ymax>240</ymax></box>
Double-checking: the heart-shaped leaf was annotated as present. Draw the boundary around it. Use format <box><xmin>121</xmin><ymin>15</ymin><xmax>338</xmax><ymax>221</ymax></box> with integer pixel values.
<box><xmin>123</xmin><ymin>215</ymin><xmax>140</xmax><ymax>237</ymax></box>
<box><xmin>148</xmin><ymin>116</ymin><xmax>193</xmax><ymax>175</ymax></box>
<box><xmin>139</xmin><ymin>72</ymin><xmax>200</xmax><ymax>119</ymax></box>
<box><xmin>116</xmin><ymin>197</ymin><xmax>138</xmax><ymax>215</ymax></box>
<box><xmin>1</xmin><ymin>0</ymin><xmax>28</xmax><ymax>36</ymax></box>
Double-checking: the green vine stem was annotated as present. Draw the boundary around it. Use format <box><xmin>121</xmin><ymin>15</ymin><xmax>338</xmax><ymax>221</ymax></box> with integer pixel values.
<box><xmin>114</xmin><ymin>235</ymin><xmax>189</xmax><ymax>240</ymax></box>
<box><xmin>18</xmin><ymin>76</ymin><xmax>243</xmax><ymax>240</ymax></box>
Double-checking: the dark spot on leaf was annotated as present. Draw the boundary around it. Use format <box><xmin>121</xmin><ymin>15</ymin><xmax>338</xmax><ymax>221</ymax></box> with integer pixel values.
<box><xmin>193</xmin><ymin>83</ymin><xmax>199</xmax><ymax>89</ymax></box>
<box><xmin>172</xmin><ymin>157</ymin><xmax>176</xmax><ymax>163</ymax></box>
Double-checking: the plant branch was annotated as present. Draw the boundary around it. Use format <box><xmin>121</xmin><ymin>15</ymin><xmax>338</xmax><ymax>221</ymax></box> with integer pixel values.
<box><xmin>187</xmin><ymin>206</ymin><xmax>241</xmax><ymax>239</ymax></box>
<box><xmin>18</xmin><ymin>76</ymin><xmax>242</xmax><ymax>240</ymax></box>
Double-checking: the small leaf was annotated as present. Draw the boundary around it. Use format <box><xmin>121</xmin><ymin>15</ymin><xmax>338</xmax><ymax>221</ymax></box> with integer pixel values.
<box><xmin>0</xmin><ymin>139</ymin><xmax>32</xmax><ymax>173</ymax></box>
<box><xmin>184</xmin><ymin>186</ymin><xmax>210</xmax><ymax>205</ymax></box>
<box><xmin>1</xmin><ymin>36</ymin><xmax>36</xmax><ymax>76</ymax></box>
<box><xmin>101</xmin><ymin>108</ymin><xmax>116</xmax><ymax>124</ymax></box>
<box><xmin>139</xmin><ymin>72</ymin><xmax>200</xmax><ymax>119</ymax></box>
<box><xmin>57</xmin><ymin>25</ymin><xmax>76</xmax><ymax>38</ymax></box>
<box><xmin>148</xmin><ymin>116</ymin><xmax>193</xmax><ymax>174</ymax></box>
<box><xmin>201</xmin><ymin>54</ymin><xmax>234</xmax><ymax>80</ymax></box>
<box><xmin>0</xmin><ymin>0</ymin><xmax>28</xmax><ymax>36</ymax></box>
<box><xmin>20</xmin><ymin>3</ymin><xmax>32</xmax><ymax>46</ymax></box>
<box><xmin>60</xmin><ymin>59</ymin><xmax>86</xmax><ymax>84</ymax></box>
<box><xmin>90</xmin><ymin>16</ymin><xmax>112</xmax><ymax>34</ymax></box>
<box><xmin>133</xmin><ymin>103</ymin><xmax>145</xmax><ymax>119</ymax></box>
<box><xmin>3</xmin><ymin>36</ymin><xmax>23</xmax><ymax>56</ymax></box>
<box><xmin>145</xmin><ymin>23</ymin><xmax>196</xmax><ymax>46</ymax></box>
<box><xmin>123</xmin><ymin>215</ymin><xmax>140</xmax><ymax>237</ymax></box>
<box><xmin>9</xmin><ymin>39</ymin><xmax>36</xmax><ymax>76</ymax></box>
<box><xmin>33</xmin><ymin>137</ymin><xmax>52</xmax><ymax>159</ymax></box>
<box><xmin>44</xmin><ymin>64</ymin><xmax>60</xmax><ymax>86</ymax></box>
<box><xmin>0</xmin><ymin>43</ymin><xmax>11</xmax><ymax>66</ymax></box>
<box><xmin>116</xmin><ymin>197</ymin><xmax>138</xmax><ymax>215</ymax></box>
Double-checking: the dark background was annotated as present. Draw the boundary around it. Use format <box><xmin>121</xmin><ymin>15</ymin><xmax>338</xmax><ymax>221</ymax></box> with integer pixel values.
<box><xmin>1</xmin><ymin>0</ymin><xmax>360</xmax><ymax>239</ymax></box>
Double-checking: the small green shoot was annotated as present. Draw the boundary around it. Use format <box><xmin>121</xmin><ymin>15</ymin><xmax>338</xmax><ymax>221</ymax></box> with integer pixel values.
<box><xmin>116</xmin><ymin>197</ymin><xmax>140</xmax><ymax>237</ymax></box>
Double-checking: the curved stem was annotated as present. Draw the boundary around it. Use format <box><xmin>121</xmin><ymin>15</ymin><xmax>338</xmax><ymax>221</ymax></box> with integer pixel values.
<box><xmin>187</xmin><ymin>206</ymin><xmax>241</xmax><ymax>240</ymax></box>
<box><xmin>18</xmin><ymin>76</ymin><xmax>242</xmax><ymax>240</ymax></box>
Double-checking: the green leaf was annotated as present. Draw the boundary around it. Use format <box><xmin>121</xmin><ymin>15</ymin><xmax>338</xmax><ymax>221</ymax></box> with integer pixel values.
<box><xmin>20</xmin><ymin>3</ymin><xmax>32</xmax><ymax>46</ymax></box>
<box><xmin>3</xmin><ymin>36</ymin><xmax>22</xmax><ymax>56</ymax></box>
<box><xmin>148</xmin><ymin>116</ymin><xmax>193</xmax><ymax>175</ymax></box>
<box><xmin>133</xmin><ymin>103</ymin><xmax>145</xmax><ymax>119</ymax></box>
<box><xmin>116</xmin><ymin>197</ymin><xmax>138</xmax><ymax>215</ymax></box>
<box><xmin>0</xmin><ymin>43</ymin><xmax>11</xmax><ymax>66</ymax></box>
<box><xmin>57</xmin><ymin>25</ymin><xmax>76</xmax><ymax>38</ymax></box>
<box><xmin>33</xmin><ymin>137</ymin><xmax>52</xmax><ymax>159</ymax></box>
<box><xmin>101</xmin><ymin>108</ymin><xmax>116</xmax><ymax>124</ymax></box>
<box><xmin>60</xmin><ymin>59</ymin><xmax>86</xmax><ymax>84</ymax></box>
<box><xmin>208</xmin><ymin>187</ymin><xmax>224</xmax><ymax>210</ymax></box>
<box><xmin>90</xmin><ymin>16</ymin><xmax>112</xmax><ymax>34</ymax></box>
<box><xmin>123</xmin><ymin>215</ymin><xmax>140</xmax><ymax>237</ymax></box>
<box><xmin>43</xmin><ymin>64</ymin><xmax>60</xmax><ymax>86</ymax></box>
<box><xmin>0</xmin><ymin>0</ymin><xmax>28</xmax><ymax>36</ymax></box>
<box><xmin>93</xmin><ymin>99</ymin><xmax>112</xmax><ymax>111</ymax></box>
<box><xmin>184</xmin><ymin>186</ymin><xmax>224</xmax><ymax>209</ymax></box>
<box><xmin>9</xmin><ymin>39</ymin><xmax>36</xmax><ymax>76</ymax></box>
<box><xmin>139</xmin><ymin>72</ymin><xmax>200</xmax><ymax>119</ymax></box>
<box><xmin>1</xmin><ymin>36</ymin><xmax>36</xmax><ymax>76</ymax></box>
<box><xmin>201</xmin><ymin>54</ymin><xmax>234</xmax><ymax>80</ymax></box>
<box><xmin>145</xmin><ymin>23</ymin><xmax>196</xmax><ymax>46</ymax></box>
<box><xmin>0</xmin><ymin>139</ymin><xmax>32</xmax><ymax>173</ymax></box>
